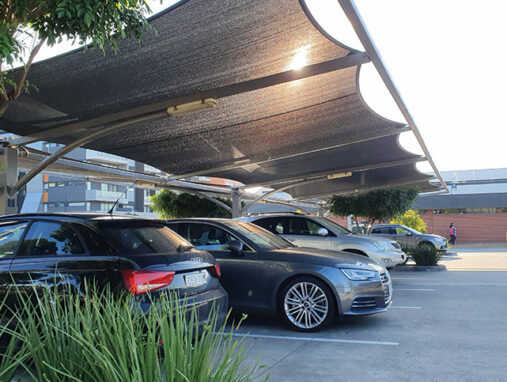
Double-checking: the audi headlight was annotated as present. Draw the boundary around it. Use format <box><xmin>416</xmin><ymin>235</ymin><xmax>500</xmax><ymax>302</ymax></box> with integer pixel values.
<box><xmin>340</xmin><ymin>268</ymin><xmax>377</xmax><ymax>281</ymax></box>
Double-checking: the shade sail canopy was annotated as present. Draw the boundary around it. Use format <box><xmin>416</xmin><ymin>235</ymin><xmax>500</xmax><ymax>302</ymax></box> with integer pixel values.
<box><xmin>0</xmin><ymin>0</ymin><xmax>439</xmax><ymax>199</ymax></box>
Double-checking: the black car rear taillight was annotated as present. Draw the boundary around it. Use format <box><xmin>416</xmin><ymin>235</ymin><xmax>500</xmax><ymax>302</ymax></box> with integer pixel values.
<box><xmin>209</xmin><ymin>263</ymin><xmax>221</xmax><ymax>278</ymax></box>
<box><xmin>121</xmin><ymin>270</ymin><xmax>175</xmax><ymax>296</ymax></box>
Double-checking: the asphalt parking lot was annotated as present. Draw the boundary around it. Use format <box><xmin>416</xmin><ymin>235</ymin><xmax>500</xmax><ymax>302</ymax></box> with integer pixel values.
<box><xmin>237</xmin><ymin>247</ymin><xmax>507</xmax><ymax>381</ymax></box>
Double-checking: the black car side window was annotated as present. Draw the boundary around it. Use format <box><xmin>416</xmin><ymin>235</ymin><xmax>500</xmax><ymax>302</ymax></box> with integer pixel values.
<box><xmin>185</xmin><ymin>223</ymin><xmax>237</xmax><ymax>251</ymax></box>
<box><xmin>18</xmin><ymin>222</ymin><xmax>85</xmax><ymax>257</ymax></box>
<box><xmin>0</xmin><ymin>222</ymin><xmax>29</xmax><ymax>258</ymax></box>
<box><xmin>74</xmin><ymin>224</ymin><xmax>115</xmax><ymax>255</ymax></box>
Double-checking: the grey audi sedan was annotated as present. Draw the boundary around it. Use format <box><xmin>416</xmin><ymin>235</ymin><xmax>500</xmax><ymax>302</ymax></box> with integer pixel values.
<box><xmin>167</xmin><ymin>218</ymin><xmax>392</xmax><ymax>332</ymax></box>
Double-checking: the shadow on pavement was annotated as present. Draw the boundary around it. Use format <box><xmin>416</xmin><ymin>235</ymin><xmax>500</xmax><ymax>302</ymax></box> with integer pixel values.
<box><xmin>228</xmin><ymin>310</ymin><xmax>382</xmax><ymax>334</ymax></box>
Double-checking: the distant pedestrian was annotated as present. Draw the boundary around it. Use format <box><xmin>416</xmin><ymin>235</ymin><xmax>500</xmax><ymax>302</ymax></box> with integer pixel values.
<box><xmin>449</xmin><ymin>223</ymin><xmax>457</xmax><ymax>245</ymax></box>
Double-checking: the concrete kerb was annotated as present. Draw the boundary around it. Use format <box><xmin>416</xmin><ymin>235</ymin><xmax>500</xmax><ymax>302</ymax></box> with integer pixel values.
<box><xmin>391</xmin><ymin>265</ymin><xmax>447</xmax><ymax>272</ymax></box>
<box><xmin>452</xmin><ymin>243</ymin><xmax>506</xmax><ymax>248</ymax></box>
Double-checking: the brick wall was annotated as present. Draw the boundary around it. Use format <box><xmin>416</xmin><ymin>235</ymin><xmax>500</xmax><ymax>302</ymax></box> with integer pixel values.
<box><xmin>328</xmin><ymin>216</ymin><xmax>349</xmax><ymax>227</ymax></box>
<box><xmin>328</xmin><ymin>213</ymin><xmax>507</xmax><ymax>244</ymax></box>
<box><xmin>421</xmin><ymin>212</ymin><xmax>507</xmax><ymax>244</ymax></box>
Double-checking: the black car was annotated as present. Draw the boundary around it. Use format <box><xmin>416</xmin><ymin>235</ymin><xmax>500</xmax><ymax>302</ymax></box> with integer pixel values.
<box><xmin>167</xmin><ymin>218</ymin><xmax>391</xmax><ymax>332</ymax></box>
<box><xmin>0</xmin><ymin>213</ymin><xmax>227</xmax><ymax>325</ymax></box>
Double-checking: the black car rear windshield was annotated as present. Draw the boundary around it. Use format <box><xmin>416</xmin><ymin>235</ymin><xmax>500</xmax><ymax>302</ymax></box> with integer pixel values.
<box><xmin>222</xmin><ymin>221</ymin><xmax>292</xmax><ymax>250</ymax></box>
<box><xmin>97</xmin><ymin>221</ymin><xmax>191</xmax><ymax>254</ymax></box>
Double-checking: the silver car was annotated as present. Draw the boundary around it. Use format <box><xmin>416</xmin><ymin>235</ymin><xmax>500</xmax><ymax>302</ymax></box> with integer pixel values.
<box><xmin>239</xmin><ymin>214</ymin><xmax>406</xmax><ymax>268</ymax></box>
<box><xmin>370</xmin><ymin>224</ymin><xmax>448</xmax><ymax>252</ymax></box>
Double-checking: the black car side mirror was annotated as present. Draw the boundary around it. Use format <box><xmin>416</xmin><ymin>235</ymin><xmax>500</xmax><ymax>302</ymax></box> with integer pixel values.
<box><xmin>226</xmin><ymin>240</ymin><xmax>243</xmax><ymax>254</ymax></box>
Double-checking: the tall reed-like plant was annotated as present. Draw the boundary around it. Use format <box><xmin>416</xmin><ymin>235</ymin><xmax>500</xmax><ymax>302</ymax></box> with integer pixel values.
<box><xmin>0</xmin><ymin>294</ymin><xmax>29</xmax><ymax>382</ymax></box>
<box><xmin>1</xmin><ymin>284</ymin><xmax>263</xmax><ymax>382</ymax></box>
<box><xmin>402</xmin><ymin>244</ymin><xmax>441</xmax><ymax>266</ymax></box>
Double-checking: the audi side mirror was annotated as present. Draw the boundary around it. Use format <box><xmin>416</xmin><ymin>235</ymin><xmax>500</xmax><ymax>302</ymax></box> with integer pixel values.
<box><xmin>317</xmin><ymin>228</ymin><xmax>329</xmax><ymax>236</ymax></box>
<box><xmin>226</xmin><ymin>240</ymin><xmax>243</xmax><ymax>254</ymax></box>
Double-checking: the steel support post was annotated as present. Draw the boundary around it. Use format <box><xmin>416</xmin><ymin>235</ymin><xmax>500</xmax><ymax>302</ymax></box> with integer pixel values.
<box><xmin>134</xmin><ymin>161</ymin><xmax>145</xmax><ymax>212</ymax></box>
<box><xmin>0</xmin><ymin>147</ymin><xmax>18</xmax><ymax>215</ymax></box>
<box><xmin>347</xmin><ymin>215</ymin><xmax>353</xmax><ymax>231</ymax></box>
<box><xmin>231</xmin><ymin>188</ymin><xmax>242</xmax><ymax>218</ymax></box>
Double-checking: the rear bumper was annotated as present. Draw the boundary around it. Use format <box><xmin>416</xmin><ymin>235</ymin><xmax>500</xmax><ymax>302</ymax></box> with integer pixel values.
<box><xmin>139</xmin><ymin>286</ymin><xmax>229</xmax><ymax>327</ymax></box>
<box><xmin>189</xmin><ymin>286</ymin><xmax>229</xmax><ymax>327</ymax></box>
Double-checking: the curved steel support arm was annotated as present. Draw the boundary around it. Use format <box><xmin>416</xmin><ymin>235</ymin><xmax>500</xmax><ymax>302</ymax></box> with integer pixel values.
<box><xmin>8</xmin><ymin>111</ymin><xmax>167</xmax><ymax>196</ymax></box>
<box><xmin>241</xmin><ymin>172</ymin><xmax>351</xmax><ymax>212</ymax></box>
<box><xmin>192</xmin><ymin>191</ymin><xmax>232</xmax><ymax>213</ymax></box>
<box><xmin>337</xmin><ymin>0</ymin><xmax>448</xmax><ymax>192</ymax></box>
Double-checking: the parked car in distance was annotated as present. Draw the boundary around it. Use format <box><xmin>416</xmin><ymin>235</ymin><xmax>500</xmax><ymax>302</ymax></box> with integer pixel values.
<box><xmin>239</xmin><ymin>214</ymin><xmax>406</xmax><ymax>268</ymax></box>
<box><xmin>0</xmin><ymin>213</ymin><xmax>227</xmax><ymax>326</ymax></box>
<box><xmin>370</xmin><ymin>224</ymin><xmax>448</xmax><ymax>252</ymax></box>
<box><xmin>166</xmin><ymin>218</ymin><xmax>392</xmax><ymax>332</ymax></box>
<box><xmin>350</xmin><ymin>221</ymin><xmax>371</xmax><ymax>235</ymax></box>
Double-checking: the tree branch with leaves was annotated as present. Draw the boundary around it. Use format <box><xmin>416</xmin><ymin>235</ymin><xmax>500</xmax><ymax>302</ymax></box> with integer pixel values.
<box><xmin>329</xmin><ymin>187</ymin><xmax>419</xmax><ymax>234</ymax></box>
<box><xmin>151</xmin><ymin>190</ymin><xmax>233</xmax><ymax>219</ymax></box>
<box><xmin>0</xmin><ymin>0</ymin><xmax>156</xmax><ymax>116</ymax></box>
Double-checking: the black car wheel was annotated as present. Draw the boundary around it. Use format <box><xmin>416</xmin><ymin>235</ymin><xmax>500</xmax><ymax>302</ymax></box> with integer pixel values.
<box><xmin>279</xmin><ymin>277</ymin><xmax>336</xmax><ymax>332</ymax></box>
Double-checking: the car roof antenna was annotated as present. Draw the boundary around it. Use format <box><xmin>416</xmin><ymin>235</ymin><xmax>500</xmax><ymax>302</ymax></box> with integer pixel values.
<box><xmin>108</xmin><ymin>181</ymin><xmax>137</xmax><ymax>215</ymax></box>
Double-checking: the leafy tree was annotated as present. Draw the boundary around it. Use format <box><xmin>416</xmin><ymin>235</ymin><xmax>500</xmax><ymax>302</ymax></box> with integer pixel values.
<box><xmin>0</xmin><ymin>0</ymin><xmax>155</xmax><ymax>116</ymax></box>
<box><xmin>329</xmin><ymin>186</ymin><xmax>419</xmax><ymax>234</ymax></box>
<box><xmin>390</xmin><ymin>209</ymin><xmax>427</xmax><ymax>233</ymax></box>
<box><xmin>151</xmin><ymin>189</ymin><xmax>232</xmax><ymax>219</ymax></box>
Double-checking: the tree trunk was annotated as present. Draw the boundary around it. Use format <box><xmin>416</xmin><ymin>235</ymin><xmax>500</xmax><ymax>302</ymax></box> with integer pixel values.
<box><xmin>0</xmin><ymin>36</ymin><xmax>47</xmax><ymax>118</ymax></box>
<box><xmin>354</xmin><ymin>217</ymin><xmax>361</xmax><ymax>234</ymax></box>
<box><xmin>0</xmin><ymin>101</ymin><xmax>9</xmax><ymax>117</ymax></box>
<box><xmin>367</xmin><ymin>219</ymin><xmax>376</xmax><ymax>235</ymax></box>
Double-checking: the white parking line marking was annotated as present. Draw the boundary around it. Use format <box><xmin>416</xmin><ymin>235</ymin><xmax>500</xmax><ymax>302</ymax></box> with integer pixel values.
<box><xmin>395</xmin><ymin>282</ymin><xmax>507</xmax><ymax>287</ymax></box>
<box><xmin>395</xmin><ymin>288</ymin><xmax>435</xmax><ymax>291</ymax></box>
<box><xmin>231</xmin><ymin>333</ymin><xmax>399</xmax><ymax>346</ymax></box>
<box><xmin>391</xmin><ymin>306</ymin><xmax>422</xmax><ymax>309</ymax></box>
<box><xmin>391</xmin><ymin>277</ymin><xmax>443</xmax><ymax>281</ymax></box>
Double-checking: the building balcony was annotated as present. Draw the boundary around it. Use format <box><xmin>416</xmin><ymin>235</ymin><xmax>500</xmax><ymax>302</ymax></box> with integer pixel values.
<box><xmin>86</xmin><ymin>189</ymin><xmax>128</xmax><ymax>203</ymax></box>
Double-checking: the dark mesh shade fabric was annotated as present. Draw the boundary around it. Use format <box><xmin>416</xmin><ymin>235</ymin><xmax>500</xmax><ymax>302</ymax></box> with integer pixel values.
<box><xmin>0</xmin><ymin>0</ymin><xmax>435</xmax><ymax>198</ymax></box>
<box><xmin>207</xmin><ymin>134</ymin><xmax>420</xmax><ymax>186</ymax></box>
<box><xmin>286</xmin><ymin>164</ymin><xmax>435</xmax><ymax>200</ymax></box>
<box><xmin>3</xmin><ymin>0</ymin><xmax>349</xmax><ymax>124</ymax></box>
